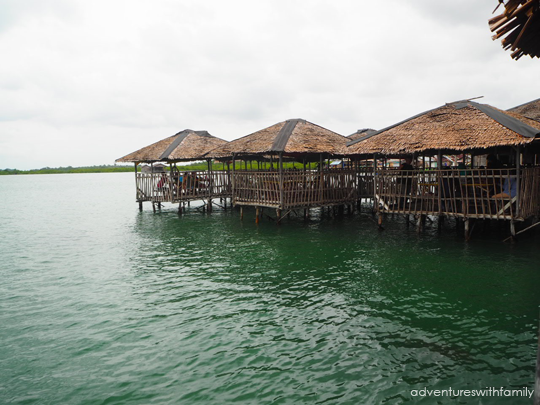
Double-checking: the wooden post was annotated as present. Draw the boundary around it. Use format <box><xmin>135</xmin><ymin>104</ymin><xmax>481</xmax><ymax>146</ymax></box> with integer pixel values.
<box><xmin>276</xmin><ymin>209</ymin><xmax>282</xmax><ymax>224</ymax></box>
<box><xmin>464</xmin><ymin>218</ymin><xmax>470</xmax><ymax>240</ymax></box>
<box><xmin>417</xmin><ymin>214</ymin><xmax>425</xmax><ymax>233</ymax></box>
<box><xmin>535</xmin><ymin>311</ymin><xmax>540</xmax><ymax>405</ymax></box>
<box><xmin>279</xmin><ymin>152</ymin><xmax>284</xmax><ymax>209</ymax></box>
<box><xmin>510</xmin><ymin>219</ymin><xmax>516</xmax><ymax>239</ymax></box>
<box><xmin>319</xmin><ymin>154</ymin><xmax>324</xmax><ymax>204</ymax></box>
<box><xmin>231</xmin><ymin>154</ymin><xmax>236</xmax><ymax>204</ymax></box>
<box><xmin>515</xmin><ymin>146</ymin><xmax>521</xmax><ymax>219</ymax></box>
<box><xmin>255</xmin><ymin>207</ymin><xmax>260</xmax><ymax>224</ymax></box>
<box><xmin>373</xmin><ymin>154</ymin><xmax>378</xmax><ymax>214</ymax></box>
<box><xmin>240</xmin><ymin>206</ymin><xmax>243</xmax><ymax>220</ymax></box>
<box><xmin>207</xmin><ymin>198</ymin><xmax>212</xmax><ymax>213</ymax></box>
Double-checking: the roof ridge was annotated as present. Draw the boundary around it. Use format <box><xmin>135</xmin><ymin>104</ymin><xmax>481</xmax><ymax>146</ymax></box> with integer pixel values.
<box><xmin>159</xmin><ymin>130</ymin><xmax>191</xmax><ymax>160</ymax></box>
<box><xmin>470</xmin><ymin>102</ymin><xmax>540</xmax><ymax>139</ymax></box>
<box><xmin>271</xmin><ymin>119</ymin><xmax>302</xmax><ymax>152</ymax></box>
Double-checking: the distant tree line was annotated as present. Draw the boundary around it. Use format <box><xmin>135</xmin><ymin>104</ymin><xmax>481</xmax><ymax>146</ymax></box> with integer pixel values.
<box><xmin>0</xmin><ymin>165</ymin><xmax>134</xmax><ymax>175</ymax></box>
<box><xmin>0</xmin><ymin>161</ymin><xmax>319</xmax><ymax>175</ymax></box>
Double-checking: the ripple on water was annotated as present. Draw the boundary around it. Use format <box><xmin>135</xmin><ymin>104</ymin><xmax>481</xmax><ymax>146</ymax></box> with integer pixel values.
<box><xmin>0</xmin><ymin>174</ymin><xmax>539</xmax><ymax>404</ymax></box>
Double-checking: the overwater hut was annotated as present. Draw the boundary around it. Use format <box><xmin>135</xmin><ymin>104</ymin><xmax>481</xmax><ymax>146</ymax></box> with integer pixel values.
<box><xmin>348</xmin><ymin>128</ymin><xmax>377</xmax><ymax>142</ymax></box>
<box><xmin>508</xmin><ymin>97</ymin><xmax>540</xmax><ymax>122</ymax></box>
<box><xmin>206</xmin><ymin>119</ymin><xmax>353</xmax><ymax>220</ymax></box>
<box><xmin>489</xmin><ymin>0</ymin><xmax>540</xmax><ymax>60</ymax></box>
<box><xmin>116</xmin><ymin>129</ymin><xmax>230</xmax><ymax>211</ymax></box>
<box><xmin>346</xmin><ymin>99</ymin><xmax>540</xmax><ymax>238</ymax></box>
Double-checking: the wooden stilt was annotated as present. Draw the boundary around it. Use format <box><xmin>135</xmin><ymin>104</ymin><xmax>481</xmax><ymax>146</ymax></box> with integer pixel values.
<box><xmin>276</xmin><ymin>209</ymin><xmax>282</xmax><ymax>224</ymax></box>
<box><xmin>178</xmin><ymin>203</ymin><xmax>182</xmax><ymax>215</ymax></box>
<box><xmin>464</xmin><ymin>218</ymin><xmax>470</xmax><ymax>241</ymax></box>
<box><xmin>510</xmin><ymin>219</ymin><xmax>516</xmax><ymax>241</ymax></box>
<box><xmin>207</xmin><ymin>198</ymin><xmax>212</xmax><ymax>213</ymax></box>
<box><xmin>240</xmin><ymin>207</ymin><xmax>244</xmax><ymax>220</ymax></box>
<box><xmin>378</xmin><ymin>213</ymin><xmax>383</xmax><ymax>229</ymax></box>
<box><xmin>256</xmin><ymin>207</ymin><xmax>260</xmax><ymax>224</ymax></box>
<box><xmin>438</xmin><ymin>215</ymin><xmax>444</xmax><ymax>232</ymax></box>
<box><xmin>139</xmin><ymin>201</ymin><xmax>143</xmax><ymax>212</ymax></box>
<box><xmin>534</xmin><ymin>312</ymin><xmax>540</xmax><ymax>405</ymax></box>
<box><xmin>417</xmin><ymin>214</ymin><xmax>425</xmax><ymax>233</ymax></box>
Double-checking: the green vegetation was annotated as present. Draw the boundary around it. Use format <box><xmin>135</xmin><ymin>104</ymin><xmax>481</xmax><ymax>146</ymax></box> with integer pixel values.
<box><xmin>0</xmin><ymin>165</ymin><xmax>134</xmax><ymax>175</ymax></box>
<box><xmin>0</xmin><ymin>161</ymin><xmax>320</xmax><ymax>175</ymax></box>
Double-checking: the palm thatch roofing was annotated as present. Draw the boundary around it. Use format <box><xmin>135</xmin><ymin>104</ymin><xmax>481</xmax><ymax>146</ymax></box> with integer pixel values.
<box><xmin>205</xmin><ymin>119</ymin><xmax>348</xmax><ymax>160</ymax></box>
<box><xmin>346</xmin><ymin>100</ymin><xmax>540</xmax><ymax>157</ymax></box>
<box><xmin>489</xmin><ymin>0</ymin><xmax>540</xmax><ymax>60</ymax></box>
<box><xmin>508</xmin><ymin>97</ymin><xmax>540</xmax><ymax>121</ymax></box>
<box><xmin>116</xmin><ymin>130</ymin><xmax>228</xmax><ymax>163</ymax></box>
<box><xmin>348</xmin><ymin>128</ymin><xmax>377</xmax><ymax>141</ymax></box>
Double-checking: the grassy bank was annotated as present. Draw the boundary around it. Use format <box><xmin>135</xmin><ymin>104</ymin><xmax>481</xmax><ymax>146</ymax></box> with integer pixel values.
<box><xmin>1</xmin><ymin>161</ymin><xmax>319</xmax><ymax>175</ymax></box>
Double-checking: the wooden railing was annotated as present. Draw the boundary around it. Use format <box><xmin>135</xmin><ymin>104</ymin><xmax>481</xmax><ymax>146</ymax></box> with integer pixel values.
<box><xmin>136</xmin><ymin>171</ymin><xmax>231</xmax><ymax>203</ymax></box>
<box><xmin>373</xmin><ymin>168</ymin><xmax>540</xmax><ymax>221</ymax></box>
<box><xmin>232</xmin><ymin>169</ymin><xmax>359</xmax><ymax>209</ymax></box>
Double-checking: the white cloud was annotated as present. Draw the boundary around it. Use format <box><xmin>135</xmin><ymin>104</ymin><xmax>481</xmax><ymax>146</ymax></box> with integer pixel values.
<box><xmin>0</xmin><ymin>0</ymin><xmax>538</xmax><ymax>169</ymax></box>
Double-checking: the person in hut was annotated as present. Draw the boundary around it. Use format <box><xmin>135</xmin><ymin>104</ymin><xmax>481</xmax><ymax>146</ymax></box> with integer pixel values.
<box><xmin>397</xmin><ymin>156</ymin><xmax>414</xmax><ymax>207</ymax></box>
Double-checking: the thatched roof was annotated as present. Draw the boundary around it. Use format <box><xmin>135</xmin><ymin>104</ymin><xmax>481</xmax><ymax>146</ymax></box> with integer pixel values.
<box><xmin>489</xmin><ymin>0</ymin><xmax>540</xmax><ymax>60</ymax></box>
<box><xmin>508</xmin><ymin>97</ymin><xmax>540</xmax><ymax>121</ymax></box>
<box><xmin>205</xmin><ymin>119</ymin><xmax>348</xmax><ymax>159</ymax></box>
<box><xmin>348</xmin><ymin>128</ymin><xmax>377</xmax><ymax>141</ymax></box>
<box><xmin>116</xmin><ymin>130</ymin><xmax>228</xmax><ymax>163</ymax></box>
<box><xmin>346</xmin><ymin>100</ymin><xmax>540</xmax><ymax>156</ymax></box>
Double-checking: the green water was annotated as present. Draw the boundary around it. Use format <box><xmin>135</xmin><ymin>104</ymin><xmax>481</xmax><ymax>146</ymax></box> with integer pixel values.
<box><xmin>0</xmin><ymin>173</ymin><xmax>538</xmax><ymax>404</ymax></box>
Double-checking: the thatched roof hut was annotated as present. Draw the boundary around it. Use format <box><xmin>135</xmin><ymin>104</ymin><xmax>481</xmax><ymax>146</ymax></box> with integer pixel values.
<box><xmin>489</xmin><ymin>0</ymin><xmax>540</xmax><ymax>60</ymax></box>
<box><xmin>508</xmin><ymin>98</ymin><xmax>540</xmax><ymax>122</ymax></box>
<box><xmin>116</xmin><ymin>130</ymin><xmax>228</xmax><ymax>163</ymax></box>
<box><xmin>206</xmin><ymin>119</ymin><xmax>348</xmax><ymax>160</ymax></box>
<box><xmin>348</xmin><ymin>128</ymin><xmax>377</xmax><ymax>141</ymax></box>
<box><xmin>346</xmin><ymin>100</ymin><xmax>540</xmax><ymax>157</ymax></box>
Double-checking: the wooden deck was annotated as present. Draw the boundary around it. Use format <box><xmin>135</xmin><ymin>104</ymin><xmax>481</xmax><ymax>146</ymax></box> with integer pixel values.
<box><xmin>133</xmin><ymin>167</ymin><xmax>540</xmax><ymax>225</ymax></box>
<box><xmin>136</xmin><ymin>171</ymin><xmax>231</xmax><ymax>203</ymax></box>
<box><xmin>372</xmin><ymin>167</ymin><xmax>540</xmax><ymax>221</ymax></box>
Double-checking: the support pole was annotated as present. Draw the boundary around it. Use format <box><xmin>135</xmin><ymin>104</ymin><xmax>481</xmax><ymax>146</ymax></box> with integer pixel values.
<box><xmin>510</xmin><ymin>219</ymin><xmax>516</xmax><ymax>240</ymax></box>
<box><xmin>535</xmin><ymin>311</ymin><xmax>540</xmax><ymax>405</ymax></box>
<box><xmin>240</xmin><ymin>206</ymin><xmax>243</xmax><ymax>221</ymax></box>
<box><xmin>515</xmin><ymin>146</ymin><xmax>521</xmax><ymax>219</ymax></box>
<box><xmin>139</xmin><ymin>201</ymin><xmax>143</xmax><ymax>211</ymax></box>
<box><xmin>464</xmin><ymin>218</ymin><xmax>470</xmax><ymax>240</ymax></box>
<box><xmin>256</xmin><ymin>207</ymin><xmax>260</xmax><ymax>224</ymax></box>
<box><xmin>417</xmin><ymin>214</ymin><xmax>425</xmax><ymax>233</ymax></box>
<box><xmin>279</xmin><ymin>152</ymin><xmax>284</xmax><ymax>209</ymax></box>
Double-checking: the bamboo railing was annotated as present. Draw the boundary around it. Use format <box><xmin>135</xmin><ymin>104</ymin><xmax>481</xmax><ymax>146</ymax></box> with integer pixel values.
<box><xmin>232</xmin><ymin>169</ymin><xmax>359</xmax><ymax>209</ymax></box>
<box><xmin>373</xmin><ymin>168</ymin><xmax>540</xmax><ymax>221</ymax></box>
<box><xmin>136</xmin><ymin>171</ymin><xmax>232</xmax><ymax>203</ymax></box>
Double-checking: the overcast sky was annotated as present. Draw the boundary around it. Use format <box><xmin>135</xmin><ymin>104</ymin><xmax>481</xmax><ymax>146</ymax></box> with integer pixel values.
<box><xmin>1</xmin><ymin>0</ymin><xmax>538</xmax><ymax>170</ymax></box>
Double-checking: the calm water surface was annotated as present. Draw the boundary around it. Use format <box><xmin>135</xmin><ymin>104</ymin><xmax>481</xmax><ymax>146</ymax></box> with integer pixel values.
<box><xmin>0</xmin><ymin>173</ymin><xmax>539</xmax><ymax>404</ymax></box>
